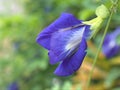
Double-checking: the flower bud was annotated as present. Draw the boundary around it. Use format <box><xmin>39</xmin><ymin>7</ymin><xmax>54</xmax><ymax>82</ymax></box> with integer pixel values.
<box><xmin>83</xmin><ymin>4</ymin><xmax>109</xmax><ymax>38</ymax></box>
<box><xmin>95</xmin><ymin>4</ymin><xmax>110</xmax><ymax>19</ymax></box>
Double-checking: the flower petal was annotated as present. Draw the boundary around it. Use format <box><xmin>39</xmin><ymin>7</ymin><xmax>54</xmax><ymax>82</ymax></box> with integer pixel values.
<box><xmin>36</xmin><ymin>13</ymin><xmax>81</xmax><ymax>50</ymax></box>
<box><xmin>83</xmin><ymin>25</ymin><xmax>91</xmax><ymax>39</ymax></box>
<box><xmin>8</xmin><ymin>82</ymin><xmax>19</xmax><ymax>90</ymax></box>
<box><xmin>50</xmin><ymin>25</ymin><xmax>89</xmax><ymax>64</ymax></box>
<box><xmin>48</xmin><ymin>50</ymin><xmax>59</xmax><ymax>65</ymax></box>
<box><xmin>54</xmin><ymin>38</ymin><xmax>87</xmax><ymax>76</ymax></box>
<box><xmin>102</xmin><ymin>34</ymin><xmax>120</xmax><ymax>58</ymax></box>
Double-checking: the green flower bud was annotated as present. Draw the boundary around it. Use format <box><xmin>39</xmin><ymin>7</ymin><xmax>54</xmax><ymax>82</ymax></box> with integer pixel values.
<box><xmin>83</xmin><ymin>4</ymin><xmax>109</xmax><ymax>38</ymax></box>
<box><xmin>95</xmin><ymin>4</ymin><xmax>110</xmax><ymax>19</ymax></box>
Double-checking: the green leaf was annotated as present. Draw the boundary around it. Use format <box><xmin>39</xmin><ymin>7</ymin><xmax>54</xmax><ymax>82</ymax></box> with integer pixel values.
<box><xmin>62</xmin><ymin>81</ymin><xmax>72</xmax><ymax>90</ymax></box>
<box><xmin>104</xmin><ymin>67</ymin><xmax>120</xmax><ymax>88</ymax></box>
<box><xmin>51</xmin><ymin>84</ymin><xmax>60</xmax><ymax>90</ymax></box>
<box><xmin>116</xmin><ymin>35</ymin><xmax>120</xmax><ymax>45</ymax></box>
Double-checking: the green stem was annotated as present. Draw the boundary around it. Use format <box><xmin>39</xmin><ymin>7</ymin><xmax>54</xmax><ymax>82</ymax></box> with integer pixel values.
<box><xmin>86</xmin><ymin>0</ymin><xmax>119</xmax><ymax>88</ymax></box>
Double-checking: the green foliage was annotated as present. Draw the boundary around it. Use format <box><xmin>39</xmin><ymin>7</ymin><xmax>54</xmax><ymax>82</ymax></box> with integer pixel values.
<box><xmin>105</xmin><ymin>67</ymin><xmax>120</xmax><ymax>88</ymax></box>
<box><xmin>116</xmin><ymin>35</ymin><xmax>120</xmax><ymax>45</ymax></box>
<box><xmin>0</xmin><ymin>14</ymin><xmax>50</xmax><ymax>89</ymax></box>
<box><xmin>62</xmin><ymin>81</ymin><xmax>72</xmax><ymax>90</ymax></box>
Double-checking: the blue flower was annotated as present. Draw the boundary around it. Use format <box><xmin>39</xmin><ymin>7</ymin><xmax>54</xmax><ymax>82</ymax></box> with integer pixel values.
<box><xmin>7</xmin><ymin>82</ymin><xmax>19</xmax><ymax>90</ymax></box>
<box><xmin>36</xmin><ymin>13</ymin><xmax>91</xmax><ymax>76</ymax></box>
<box><xmin>102</xmin><ymin>27</ymin><xmax>120</xmax><ymax>58</ymax></box>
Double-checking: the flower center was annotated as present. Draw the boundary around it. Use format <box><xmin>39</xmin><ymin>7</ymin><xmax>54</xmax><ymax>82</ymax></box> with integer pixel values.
<box><xmin>65</xmin><ymin>27</ymin><xmax>85</xmax><ymax>51</ymax></box>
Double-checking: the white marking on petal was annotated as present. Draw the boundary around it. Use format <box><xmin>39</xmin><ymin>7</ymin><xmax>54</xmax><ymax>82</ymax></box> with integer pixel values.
<box><xmin>109</xmin><ymin>40</ymin><xmax>116</xmax><ymax>48</ymax></box>
<box><xmin>65</xmin><ymin>26</ymin><xmax>85</xmax><ymax>51</ymax></box>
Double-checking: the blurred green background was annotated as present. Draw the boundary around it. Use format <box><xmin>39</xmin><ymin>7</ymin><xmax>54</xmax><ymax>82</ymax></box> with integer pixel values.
<box><xmin>0</xmin><ymin>0</ymin><xmax>120</xmax><ymax>90</ymax></box>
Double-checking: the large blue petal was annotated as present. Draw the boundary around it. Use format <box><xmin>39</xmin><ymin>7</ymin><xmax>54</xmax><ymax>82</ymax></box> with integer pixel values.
<box><xmin>49</xmin><ymin>25</ymin><xmax>90</xmax><ymax>64</ymax></box>
<box><xmin>36</xmin><ymin>13</ymin><xmax>82</xmax><ymax>50</ymax></box>
<box><xmin>54</xmin><ymin>38</ymin><xmax>87</xmax><ymax>76</ymax></box>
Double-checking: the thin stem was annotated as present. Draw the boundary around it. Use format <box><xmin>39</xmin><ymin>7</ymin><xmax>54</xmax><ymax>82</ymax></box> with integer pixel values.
<box><xmin>86</xmin><ymin>0</ymin><xmax>119</xmax><ymax>88</ymax></box>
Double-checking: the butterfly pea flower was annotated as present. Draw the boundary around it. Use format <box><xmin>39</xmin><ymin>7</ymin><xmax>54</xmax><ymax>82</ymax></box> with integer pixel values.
<box><xmin>7</xmin><ymin>82</ymin><xmax>19</xmax><ymax>90</ymax></box>
<box><xmin>36</xmin><ymin>13</ymin><xmax>91</xmax><ymax>76</ymax></box>
<box><xmin>102</xmin><ymin>27</ymin><xmax>120</xmax><ymax>58</ymax></box>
